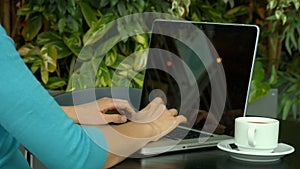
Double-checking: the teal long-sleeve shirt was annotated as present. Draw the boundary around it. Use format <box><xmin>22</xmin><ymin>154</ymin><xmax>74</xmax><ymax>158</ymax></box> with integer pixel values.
<box><xmin>0</xmin><ymin>25</ymin><xmax>107</xmax><ymax>169</ymax></box>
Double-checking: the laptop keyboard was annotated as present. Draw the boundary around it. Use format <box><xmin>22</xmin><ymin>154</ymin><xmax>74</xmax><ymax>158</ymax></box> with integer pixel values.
<box><xmin>165</xmin><ymin>127</ymin><xmax>213</xmax><ymax>140</ymax></box>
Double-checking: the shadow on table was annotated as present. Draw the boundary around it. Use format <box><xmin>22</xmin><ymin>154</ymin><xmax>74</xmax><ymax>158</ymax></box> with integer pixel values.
<box><xmin>112</xmin><ymin>148</ymin><xmax>293</xmax><ymax>169</ymax></box>
<box><xmin>216</xmin><ymin>157</ymin><xmax>291</xmax><ymax>169</ymax></box>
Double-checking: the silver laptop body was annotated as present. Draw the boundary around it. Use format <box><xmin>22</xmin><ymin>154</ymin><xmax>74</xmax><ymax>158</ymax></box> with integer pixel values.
<box><xmin>139</xmin><ymin>20</ymin><xmax>260</xmax><ymax>155</ymax></box>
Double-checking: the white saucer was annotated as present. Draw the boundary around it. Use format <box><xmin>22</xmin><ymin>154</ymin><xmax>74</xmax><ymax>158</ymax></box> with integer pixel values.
<box><xmin>217</xmin><ymin>139</ymin><xmax>295</xmax><ymax>162</ymax></box>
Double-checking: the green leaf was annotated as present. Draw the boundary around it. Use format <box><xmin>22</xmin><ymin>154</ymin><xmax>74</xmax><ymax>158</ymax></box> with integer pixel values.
<box><xmin>83</xmin><ymin>13</ymin><xmax>117</xmax><ymax>44</ymax></box>
<box><xmin>118</xmin><ymin>41</ymin><xmax>131</xmax><ymax>56</ymax></box>
<box><xmin>18</xmin><ymin>43</ymin><xmax>40</xmax><ymax>57</ymax></box>
<box><xmin>57</xmin><ymin>0</ymin><xmax>67</xmax><ymax>15</ymax></box>
<box><xmin>22</xmin><ymin>55</ymin><xmax>41</xmax><ymax>64</ymax></box>
<box><xmin>116</xmin><ymin>55</ymin><xmax>133</xmax><ymax>71</ymax></box>
<box><xmin>298</xmin><ymin>37</ymin><xmax>300</xmax><ymax>51</ymax></box>
<box><xmin>132</xmin><ymin>72</ymin><xmax>144</xmax><ymax>87</ymax></box>
<box><xmin>293</xmin><ymin>0</ymin><xmax>300</xmax><ymax>9</ymax></box>
<box><xmin>67</xmin><ymin>18</ymin><xmax>80</xmax><ymax>32</ymax></box>
<box><xmin>78</xmin><ymin>45</ymin><xmax>95</xmax><ymax>61</ymax></box>
<box><xmin>269</xmin><ymin>65</ymin><xmax>278</xmax><ymax>85</ymax></box>
<box><xmin>282</xmin><ymin>99</ymin><xmax>292</xmax><ymax>120</ymax></box>
<box><xmin>66</xmin><ymin>74</ymin><xmax>80</xmax><ymax>91</ymax></box>
<box><xmin>286</xmin><ymin>84</ymin><xmax>298</xmax><ymax>93</ymax></box>
<box><xmin>111</xmin><ymin>72</ymin><xmax>131</xmax><ymax>87</ymax></box>
<box><xmin>40</xmin><ymin>66</ymin><xmax>49</xmax><ymax>84</ymax></box>
<box><xmin>80</xmin><ymin>60</ymin><xmax>97</xmax><ymax>78</ymax></box>
<box><xmin>49</xmin><ymin>41</ymin><xmax>73</xmax><ymax>59</ymax></box>
<box><xmin>93</xmin><ymin>35</ymin><xmax>121</xmax><ymax>58</ymax></box>
<box><xmin>67</xmin><ymin>0</ymin><xmax>76</xmax><ymax>16</ymax></box>
<box><xmin>248</xmin><ymin>80</ymin><xmax>270</xmax><ymax>102</ymax></box>
<box><xmin>110</xmin><ymin>0</ymin><xmax>119</xmax><ymax>6</ymax></box>
<box><xmin>191</xmin><ymin>12</ymin><xmax>200</xmax><ymax>21</ymax></box>
<box><xmin>58</xmin><ymin>18</ymin><xmax>67</xmax><ymax>34</ymax></box>
<box><xmin>109</xmin><ymin>54</ymin><xmax>126</xmax><ymax>69</ymax></box>
<box><xmin>289</xmin><ymin>29</ymin><xmax>298</xmax><ymax>49</ymax></box>
<box><xmin>78</xmin><ymin>73</ymin><xmax>95</xmax><ymax>89</ymax></box>
<box><xmin>63</xmin><ymin>35</ymin><xmax>82</xmax><ymax>56</ymax></box>
<box><xmin>31</xmin><ymin>62</ymin><xmax>41</xmax><ymax>74</ymax></box>
<box><xmin>133</xmin><ymin>0</ymin><xmax>145</xmax><ymax>12</ymax></box>
<box><xmin>267</xmin><ymin>0</ymin><xmax>278</xmax><ymax>10</ymax></box>
<box><xmin>69</xmin><ymin>0</ymin><xmax>76</xmax><ymax>8</ymax></box>
<box><xmin>224</xmin><ymin>8</ymin><xmax>237</xmax><ymax>18</ymax></box>
<box><xmin>91</xmin><ymin>56</ymin><xmax>103</xmax><ymax>75</ymax></box>
<box><xmin>79</xmin><ymin>1</ymin><xmax>98</xmax><ymax>27</ymax></box>
<box><xmin>133</xmin><ymin>34</ymin><xmax>148</xmax><ymax>47</ymax></box>
<box><xmin>207</xmin><ymin>9</ymin><xmax>222</xmax><ymax>19</ymax></box>
<box><xmin>105</xmin><ymin>47</ymin><xmax>118</xmax><ymax>66</ymax></box>
<box><xmin>117</xmin><ymin>1</ymin><xmax>127</xmax><ymax>16</ymax></box>
<box><xmin>98</xmin><ymin>62</ymin><xmax>111</xmax><ymax>86</ymax></box>
<box><xmin>252</xmin><ymin>60</ymin><xmax>265</xmax><ymax>82</ymax></box>
<box><xmin>22</xmin><ymin>15</ymin><xmax>44</xmax><ymax>41</ymax></box>
<box><xmin>45</xmin><ymin>77</ymin><xmax>67</xmax><ymax>89</ymax></box>
<box><xmin>37</xmin><ymin>32</ymin><xmax>61</xmax><ymax>45</ymax></box>
<box><xmin>40</xmin><ymin>45</ymin><xmax>57</xmax><ymax>72</ymax></box>
<box><xmin>36</xmin><ymin>32</ymin><xmax>72</xmax><ymax>59</ymax></box>
<box><xmin>17</xmin><ymin>4</ymin><xmax>35</xmax><ymax>15</ymax></box>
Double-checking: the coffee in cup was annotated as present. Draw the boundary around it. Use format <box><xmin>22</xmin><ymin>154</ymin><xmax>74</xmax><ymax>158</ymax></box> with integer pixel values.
<box><xmin>234</xmin><ymin>116</ymin><xmax>279</xmax><ymax>153</ymax></box>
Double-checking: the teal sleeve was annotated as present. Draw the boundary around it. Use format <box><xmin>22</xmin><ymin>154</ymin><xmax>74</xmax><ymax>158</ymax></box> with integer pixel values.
<box><xmin>0</xmin><ymin>25</ymin><xmax>107</xmax><ymax>169</ymax></box>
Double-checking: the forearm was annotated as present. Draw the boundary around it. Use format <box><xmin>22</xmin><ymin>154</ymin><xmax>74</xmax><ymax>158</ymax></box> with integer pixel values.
<box><xmin>98</xmin><ymin>122</ymin><xmax>156</xmax><ymax>169</ymax></box>
<box><xmin>61</xmin><ymin>106</ymin><xmax>79</xmax><ymax>123</ymax></box>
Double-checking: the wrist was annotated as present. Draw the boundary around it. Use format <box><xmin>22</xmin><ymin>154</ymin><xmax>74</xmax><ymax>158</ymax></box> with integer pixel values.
<box><xmin>61</xmin><ymin>106</ymin><xmax>79</xmax><ymax>123</ymax></box>
<box><xmin>112</xmin><ymin>122</ymin><xmax>157</xmax><ymax>140</ymax></box>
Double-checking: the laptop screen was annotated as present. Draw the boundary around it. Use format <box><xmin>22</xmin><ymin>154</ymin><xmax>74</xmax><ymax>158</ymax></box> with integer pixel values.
<box><xmin>139</xmin><ymin>20</ymin><xmax>259</xmax><ymax>136</ymax></box>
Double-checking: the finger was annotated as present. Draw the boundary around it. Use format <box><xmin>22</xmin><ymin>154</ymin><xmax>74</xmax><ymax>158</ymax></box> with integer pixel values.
<box><xmin>114</xmin><ymin>99</ymin><xmax>135</xmax><ymax>113</ymax></box>
<box><xmin>151</xmin><ymin>103</ymin><xmax>166</xmax><ymax>120</ymax></box>
<box><xmin>149</xmin><ymin>97</ymin><xmax>164</xmax><ymax>112</ymax></box>
<box><xmin>151</xmin><ymin>97</ymin><xmax>164</xmax><ymax>104</ymax></box>
<box><xmin>112</xmin><ymin>99</ymin><xmax>136</xmax><ymax>113</ymax></box>
<box><xmin>105</xmin><ymin>99</ymin><xmax>137</xmax><ymax>119</ymax></box>
<box><xmin>169</xmin><ymin>109</ymin><xmax>178</xmax><ymax>116</ymax></box>
<box><xmin>140</xmin><ymin>102</ymin><xmax>151</xmax><ymax>112</ymax></box>
<box><xmin>103</xmin><ymin>114</ymin><xmax>127</xmax><ymax>124</ymax></box>
<box><xmin>135</xmin><ymin>101</ymin><xmax>165</xmax><ymax>123</ymax></box>
<box><xmin>139</xmin><ymin>97</ymin><xmax>163</xmax><ymax>113</ymax></box>
<box><xmin>153</xmin><ymin>115</ymin><xmax>187</xmax><ymax>142</ymax></box>
<box><xmin>175</xmin><ymin>115</ymin><xmax>187</xmax><ymax>125</ymax></box>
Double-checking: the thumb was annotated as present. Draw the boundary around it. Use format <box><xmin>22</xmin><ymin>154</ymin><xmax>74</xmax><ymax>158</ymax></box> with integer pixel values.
<box><xmin>175</xmin><ymin>115</ymin><xmax>187</xmax><ymax>125</ymax></box>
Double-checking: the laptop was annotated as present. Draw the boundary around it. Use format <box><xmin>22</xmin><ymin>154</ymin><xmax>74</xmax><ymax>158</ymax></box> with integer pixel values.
<box><xmin>138</xmin><ymin>19</ymin><xmax>260</xmax><ymax>155</ymax></box>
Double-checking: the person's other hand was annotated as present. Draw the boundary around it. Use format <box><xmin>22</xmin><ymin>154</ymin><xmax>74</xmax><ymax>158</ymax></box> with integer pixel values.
<box><xmin>134</xmin><ymin>97</ymin><xmax>187</xmax><ymax>141</ymax></box>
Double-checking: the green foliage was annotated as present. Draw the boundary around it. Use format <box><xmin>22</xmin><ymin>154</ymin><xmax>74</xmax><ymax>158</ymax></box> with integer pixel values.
<box><xmin>15</xmin><ymin>0</ymin><xmax>300</xmax><ymax>120</ymax></box>
<box><xmin>16</xmin><ymin>0</ymin><xmax>153</xmax><ymax>90</ymax></box>
<box><xmin>266</xmin><ymin>0</ymin><xmax>300</xmax><ymax>56</ymax></box>
<box><xmin>276</xmin><ymin>71</ymin><xmax>300</xmax><ymax>120</ymax></box>
<box><xmin>248</xmin><ymin>60</ymin><xmax>277</xmax><ymax>103</ymax></box>
<box><xmin>17</xmin><ymin>0</ymin><xmax>84</xmax><ymax>90</ymax></box>
<box><xmin>264</xmin><ymin>0</ymin><xmax>300</xmax><ymax>120</ymax></box>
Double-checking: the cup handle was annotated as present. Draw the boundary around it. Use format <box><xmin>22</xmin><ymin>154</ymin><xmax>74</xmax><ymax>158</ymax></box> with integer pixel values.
<box><xmin>248</xmin><ymin>127</ymin><xmax>256</xmax><ymax>147</ymax></box>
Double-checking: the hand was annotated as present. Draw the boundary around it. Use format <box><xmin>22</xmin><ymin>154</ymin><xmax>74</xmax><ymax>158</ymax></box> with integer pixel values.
<box><xmin>62</xmin><ymin>97</ymin><xmax>136</xmax><ymax>125</ymax></box>
<box><xmin>93</xmin><ymin>97</ymin><xmax>187</xmax><ymax>166</ymax></box>
<box><xmin>135</xmin><ymin>97</ymin><xmax>187</xmax><ymax>141</ymax></box>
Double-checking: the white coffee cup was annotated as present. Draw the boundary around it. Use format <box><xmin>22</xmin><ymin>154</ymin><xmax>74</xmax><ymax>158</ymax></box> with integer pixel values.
<box><xmin>234</xmin><ymin>116</ymin><xmax>279</xmax><ymax>153</ymax></box>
